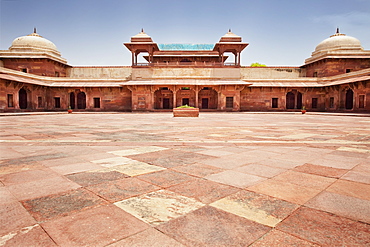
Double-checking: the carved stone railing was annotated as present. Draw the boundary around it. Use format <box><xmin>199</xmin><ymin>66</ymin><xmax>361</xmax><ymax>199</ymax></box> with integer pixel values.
<box><xmin>133</xmin><ymin>62</ymin><xmax>238</xmax><ymax>67</ymax></box>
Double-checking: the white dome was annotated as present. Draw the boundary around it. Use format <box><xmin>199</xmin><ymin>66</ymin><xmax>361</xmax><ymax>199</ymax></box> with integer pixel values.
<box><xmin>304</xmin><ymin>30</ymin><xmax>370</xmax><ymax>65</ymax></box>
<box><xmin>314</xmin><ymin>32</ymin><xmax>363</xmax><ymax>54</ymax></box>
<box><xmin>9</xmin><ymin>32</ymin><xmax>61</xmax><ymax>57</ymax></box>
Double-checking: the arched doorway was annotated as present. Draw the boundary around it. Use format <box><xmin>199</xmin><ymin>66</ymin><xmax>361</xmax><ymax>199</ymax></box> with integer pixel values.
<box><xmin>19</xmin><ymin>88</ymin><xmax>27</xmax><ymax>109</ymax></box>
<box><xmin>286</xmin><ymin>91</ymin><xmax>302</xmax><ymax>109</ymax></box>
<box><xmin>345</xmin><ymin>89</ymin><xmax>354</xmax><ymax>109</ymax></box>
<box><xmin>297</xmin><ymin>92</ymin><xmax>303</xmax><ymax>109</ymax></box>
<box><xmin>70</xmin><ymin>92</ymin><xmax>75</xmax><ymax>109</ymax></box>
<box><xmin>198</xmin><ymin>88</ymin><xmax>218</xmax><ymax>109</ymax></box>
<box><xmin>77</xmin><ymin>92</ymin><xmax>86</xmax><ymax>109</ymax></box>
<box><xmin>154</xmin><ymin>88</ymin><xmax>173</xmax><ymax>109</ymax></box>
<box><xmin>177</xmin><ymin>88</ymin><xmax>196</xmax><ymax>107</ymax></box>
<box><xmin>286</xmin><ymin>92</ymin><xmax>295</xmax><ymax>109</ymax></box>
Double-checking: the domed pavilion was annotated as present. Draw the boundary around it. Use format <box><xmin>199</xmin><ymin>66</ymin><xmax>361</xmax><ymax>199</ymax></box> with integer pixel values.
<box><xmin>1</xmin><ymin>28</ymin><xmax>68</xmax><ymax>77</ymax></box>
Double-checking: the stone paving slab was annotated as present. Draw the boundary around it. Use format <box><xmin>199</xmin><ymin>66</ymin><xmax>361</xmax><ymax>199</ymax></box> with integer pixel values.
<box><xmin>86</xmin><ymin>177</ymin><xmax>160</xmax><ymax>203</ymax></box>
<box><xmin>293</xmin><ymin>163</ymin><xmax>348</xmax><ymax>178</ymax></box>
<box><xmin>114</xmin><ymin>190</ymin><xmax>204</xmax><ymax>226</ymax></box>
<box><xmin>251</xmin><ymin>229</ymin><xmax>320</xmax><ymax>246</ymax></box>
<box><xmin>276</xmin><ymin>206</ymin><xmax>370</xmax><ymax>246</ymax></box>
<box><xmin>305</xmin><ymin>191</ymin><xmax>370</xmax><ymax>224</ymax></box>
<box><xmin>106</xmin><ymin>228</ymin><xmax>185</xmax><ymax>247</ymax></box>
<box><xmin>6</xmin><ymin>176</ymin><xmax>81</xmax><ymax>201</ymax></box>
<box><xmin>205</xmin><ymin>170</ymin><xmax>266</xmax><ymax>188</ymax></box>
<box><xmin>156</xmin><ymin>206</ymin><xmax>271</xmax><ymax>246</ymax></box>
<box><xmin>136</xmin><ymin>169</ymin><xmax>196</xmax><ymax>188</ymax></box>
<box><xmin>168</xmin><ymin>178</ymin><xmax>240</xmax><ymax>204</ymax></box>
<box><xmin>248</xmin><ymin>179</ymin><xmax>322</xmax><ymax>205</ymax></box>
<box><xmin>109</xmin><ymin>160</ymin><xmax>166</xmax><ymax>176</ymax></box>
<box><xmin>0</xmin><ymin>224</ymin><xmax>57</xmax><ymax>247</ymax></box>
<box><xmin>41</xmin><ymin>204</ymin><xmax>149</xmax><ymax>247</ymax></box>
<box><xmin>0</xmin><ymin>112</ymin><xmax>369</xmax><ymax>246</ymax></box>
<box><xmin>0</xmin><ymin>201</ymin><xmax>37</xmax><ymax>236</ymax></box>
<box><xmin>171</xmin><ymin>163</ymin><xmax>225</xmax><ymax>178</ymax></box>
<box><xmin>65</xmin><ymin>169</ymin><xmax>129</xmax><ymax>187</ymax></box>
<box><xmin>210</xmin><ymin>190</ymin><xmax>299</xmax><ymax>227</ymax></box>
<box><xmin>21</xmin><ymin>188</ymin><xmax>107</xmax><ymax>222</ymax></box>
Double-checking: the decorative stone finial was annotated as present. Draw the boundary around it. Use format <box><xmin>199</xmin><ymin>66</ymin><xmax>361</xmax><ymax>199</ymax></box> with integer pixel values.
<box><xmin>330</xmin><ymin>27</ymin><xmax>345</xmax><ymax>37</ymax></box>
<box><xmin>141</xmin><ymin>28</ymin><xmax>144</xmax><ymax>33</ymax></box>
<box><xmin>34</xmin><ymin>27</ymin><xmax>37</xmax><ymax>33</ymax></box>
<box><xmin>229</xmin><ymin>28</ymin><xmax>231</xmax><ymax>32</ymax></box>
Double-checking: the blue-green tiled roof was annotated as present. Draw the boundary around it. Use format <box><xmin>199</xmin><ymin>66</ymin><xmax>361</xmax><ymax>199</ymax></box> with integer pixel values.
<box><xmin>158</xmin><ymin>44</ymin><xmax>215</xmax><ymax>51</ymax></box>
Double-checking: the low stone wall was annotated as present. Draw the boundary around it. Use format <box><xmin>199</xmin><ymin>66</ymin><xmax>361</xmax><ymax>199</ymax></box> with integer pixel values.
<box><xmin>66</xmin><ymin>66</ymin><xmax>132</xmax><ymax>79</ymax></box>
<box><xmin>241</xmin><ymin>67</ymin><xmax>303</xmax><ymax>79</ymax></box>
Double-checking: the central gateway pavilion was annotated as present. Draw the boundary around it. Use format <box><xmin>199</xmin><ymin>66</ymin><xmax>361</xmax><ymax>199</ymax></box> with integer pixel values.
<box><xmin>0</xmin><ymin>29</ymin><xmax>369</xmax><ymax>112</ymax></box>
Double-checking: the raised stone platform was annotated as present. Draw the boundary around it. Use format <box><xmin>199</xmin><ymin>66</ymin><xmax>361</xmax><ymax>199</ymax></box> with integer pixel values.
<box><xmin>173</xmin><ymin>108</ymin><xmax>199</xmax><ymax>117</ymax></box>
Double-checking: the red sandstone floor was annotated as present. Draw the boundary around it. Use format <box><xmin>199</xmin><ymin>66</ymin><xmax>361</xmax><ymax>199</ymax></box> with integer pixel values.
<box><xmin>0</xmin><ymin>112</ymin><xmax>369</xmax><ymax>246</ymax></box>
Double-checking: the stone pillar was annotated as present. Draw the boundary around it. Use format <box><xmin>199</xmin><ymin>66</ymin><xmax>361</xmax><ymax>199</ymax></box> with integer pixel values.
<box><xmin>134</xmin><ymin>51</ymin><xmax>138</xmax><ymax>66</ymax></box>
<box><xmin>234</xmin><ymin>90</ymin><xmax>241</xmax><ymax>111</ymax></box>
<box><xmin>195</xmin><ymin>86</ymin><xmax>199</xmax><ymax>108</ymax></box>
<box><xmin>173</xmin><ymin>89</ymin><xmax>177</xmax><ymax>108</ymax></box>
<box><xmin>151</xmin><ymin>87</ymin><xmax>155</xmax><ymax>110</ymax></box>
<box><xmin>148</xmin><ymin>46</ymin><xmax>153</xmax><ymax>64</ymax></box>
<box><xmin>218</xmin><ymin>91</ymin><xmax>223</xmax><ymax>110</ymax></box>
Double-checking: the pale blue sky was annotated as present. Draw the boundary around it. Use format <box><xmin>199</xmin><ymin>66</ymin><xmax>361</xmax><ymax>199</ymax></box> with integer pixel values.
<box><xmin>1</xmin><ymin>0</ymin><xmax>369</xmax><ymax>66</ymax></box>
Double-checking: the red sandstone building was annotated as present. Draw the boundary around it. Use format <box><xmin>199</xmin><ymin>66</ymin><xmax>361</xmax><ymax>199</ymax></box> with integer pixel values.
<box><xmin>1</xmin><ymin>29</ymin><xmax>369</xmax><ymax>113</ymax></box>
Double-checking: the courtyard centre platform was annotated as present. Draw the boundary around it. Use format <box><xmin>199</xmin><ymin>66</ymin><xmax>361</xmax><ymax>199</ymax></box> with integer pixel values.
<box><xmin>0</xmin><ymin>113</ymin><xmax>369</xmax><ymax>246</ymax></box>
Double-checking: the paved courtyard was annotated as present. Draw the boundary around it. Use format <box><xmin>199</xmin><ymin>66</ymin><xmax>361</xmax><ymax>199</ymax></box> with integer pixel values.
<box><xmin>0</xmin><ymin>112</ymin><xmax>369</xmax><ymax>246</ymax></box>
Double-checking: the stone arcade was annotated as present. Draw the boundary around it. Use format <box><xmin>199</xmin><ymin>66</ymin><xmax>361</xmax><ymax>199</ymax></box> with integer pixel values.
<box><xmin>1</xmin><ymin>29</ymin><xmax>369</xmax><ymax>112</ymax></box>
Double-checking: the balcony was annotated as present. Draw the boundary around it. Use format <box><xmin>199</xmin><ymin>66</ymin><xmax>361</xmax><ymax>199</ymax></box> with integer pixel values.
<box><xmin>133</xmin><ymin>61</ymin><xmax>239</xmax><ymax>68</ymax></box>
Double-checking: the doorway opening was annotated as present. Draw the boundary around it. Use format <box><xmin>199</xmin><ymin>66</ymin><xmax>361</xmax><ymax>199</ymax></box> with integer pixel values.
<box><xmin>199</xmin><ymin>88</ymin><xmax>217</xmax><ymax>109</ymax></box>
<box><xmin>163</xmin><ymin>98</ymin><xmax>170</xmax><ymax>109</ymax></box>
<box><xmin>70</xmin><ymin>92</ymin><xmax>75</xmax><ymax>109</ymax></box>
<box><xmin>19</xmin><ymin>88</ymin><xmax>27</xmax><ymax>109</ymax></box>
<box><xmin>182</xmin><ymin>98</ymin><xmax>190</xmax><ymax>106</ymax></box>
<box><xmin>202</xmin><ymin>98</ymin><xmax>209</xmax><ymax>109</ymax></box>
<box><xmin>345</xmin><ymin>89</ymin><xmax>354</xmax><ymax>109</ymax></box>
<box><xmin>77</xmin><ymin>92</ymin><xmax>86</xmax><ymax>109</ymax></box>
<box><xmin>154</xmin><ymin>89</ymin><xmax>173</xmax><ymax>109</ymax></box>
<box><xmin>286</xmin><ymin>91</ymin><xmax>303</xmax><ymax>109</ymax></box>
<box><xmin>226</xmin><ymin>97</ymin><xmax>233</xmax><ymax>108</ymax></box>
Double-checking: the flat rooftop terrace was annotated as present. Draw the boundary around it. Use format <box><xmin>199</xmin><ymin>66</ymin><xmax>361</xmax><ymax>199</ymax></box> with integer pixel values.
<box><xmin>1</xmin><ymin>112</ymin><xmax>369</xmax><ymax>246</ymax></box>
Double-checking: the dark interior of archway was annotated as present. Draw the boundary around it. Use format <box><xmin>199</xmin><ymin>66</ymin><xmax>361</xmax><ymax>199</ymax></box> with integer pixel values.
<box><xmin>345</xmin><ymin>89</ymin><xmax>354</xmax><ymax>109</ymax></box>
<box><xmin>77</xmin><ymin>92</ymin><xmax>86</xmax><ymax>109</ymax></box>
<box><xmin>286</xmin><ymin>92</ymin><xmax>295</xmax><ymax>109</ymax></box>
<box><xmin>70</xmin><ymin>92</ymin><xmax>75</xmax><ymax>109</ymax></box>
<box><xmin>19</xmin><ymin>88</ymin><xmax>27</xmax><ymax>109</ymax></box>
